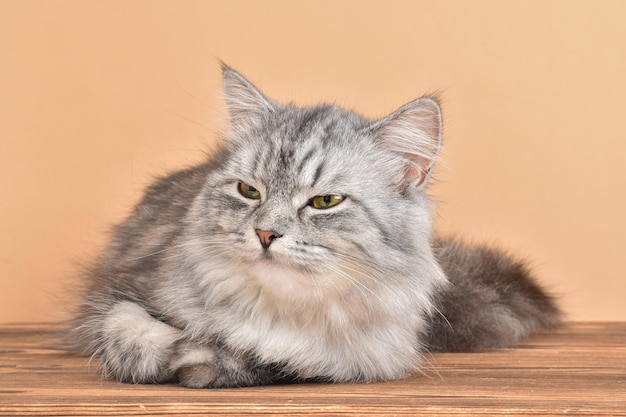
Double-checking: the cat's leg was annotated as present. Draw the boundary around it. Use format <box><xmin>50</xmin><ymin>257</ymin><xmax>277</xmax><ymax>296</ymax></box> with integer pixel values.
<box><xmin>100</xmin><ymin>301</ymin><xmax>287</xmax><ymax>388</ymax></box>
<box><xmin>100</xmin><ymin>301</ymin><xmax>181</xmax><ymax>383</ymax></box>
<box><xmin>170</xmin><ymin>342</ymin><xmax>289</xmax><ymax>388</ymax></box>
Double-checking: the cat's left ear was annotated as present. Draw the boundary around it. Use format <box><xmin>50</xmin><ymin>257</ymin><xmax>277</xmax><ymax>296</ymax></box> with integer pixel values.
<box><xmin>221</xmin><ymin>63</ymin><xmax>276</xmax><ymax>130</ymax></box>
<box><xmin>371</xmin><ymin>97</ymin><xmax>442</xmax><ymax>190</ymax></box>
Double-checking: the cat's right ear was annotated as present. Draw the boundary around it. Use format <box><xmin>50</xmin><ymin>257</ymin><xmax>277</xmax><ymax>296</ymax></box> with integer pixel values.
<box><xmin>371</xmin><ymin>97</ymin><xmax>443</xmax><ymax>192</ymax></box>
<box><xmin>221</xmin><ymin>63</ymin><xmax>276</xmax><ymax>130</ymax></box>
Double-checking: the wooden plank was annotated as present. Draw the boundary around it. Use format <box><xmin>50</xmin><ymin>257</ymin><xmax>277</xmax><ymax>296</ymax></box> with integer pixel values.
<box><xmin>0</xmin><ymin>323</ymin><xmax>625</xmax><ymax>416</ymax></box>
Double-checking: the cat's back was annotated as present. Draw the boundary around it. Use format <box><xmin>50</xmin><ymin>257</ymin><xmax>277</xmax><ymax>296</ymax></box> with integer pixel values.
<box><xmin>96</xmin><ymin>150</ymin><xmax>225</xmax><ymax>274</ymax></box>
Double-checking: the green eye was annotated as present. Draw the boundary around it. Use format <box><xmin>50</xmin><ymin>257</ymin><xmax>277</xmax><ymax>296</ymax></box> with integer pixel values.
<box><xmin>238</xmin><ymin>182</ymin><xmax>261</xmax><ymax>200</ymax></box>
<box><xmin>310</xmin><ymin>194</ymin><xmax>345</xmax><ymax>209</ymax></box>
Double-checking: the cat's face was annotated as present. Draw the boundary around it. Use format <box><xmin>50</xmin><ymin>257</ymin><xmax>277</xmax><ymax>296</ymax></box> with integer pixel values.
<box><xmin>186</xmin><ymin>66</ymin><xmax>443</xmax><ymax>301</ymax></box>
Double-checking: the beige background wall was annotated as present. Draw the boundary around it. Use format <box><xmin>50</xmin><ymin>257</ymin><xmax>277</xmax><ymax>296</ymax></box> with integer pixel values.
<box><xmin>1</xmin><ymin>0</ymin><xmax>625</xmax><ymax>323</ymax></box>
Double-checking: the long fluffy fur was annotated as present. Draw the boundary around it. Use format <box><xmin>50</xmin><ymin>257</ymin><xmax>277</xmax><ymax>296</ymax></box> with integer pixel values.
<box><xmin>68</xmin><ymin>66</ymin><xmax>560</xmax><ymax>388</ymax></box>
<box><xmin>428</xmin><ymin>238</ymin><xmax>560</xmax><ymax>351</ymax></box>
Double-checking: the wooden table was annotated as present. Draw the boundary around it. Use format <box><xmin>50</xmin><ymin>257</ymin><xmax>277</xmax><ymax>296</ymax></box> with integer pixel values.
<box><xmin>1</xmin><ymin>322</ymin><xmax>625</xmax><ymax>416</ymax></box>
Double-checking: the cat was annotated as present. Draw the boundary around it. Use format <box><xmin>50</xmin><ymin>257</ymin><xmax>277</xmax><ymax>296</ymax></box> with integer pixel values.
<box><xmin>68</xmin><ymin>64</ymin><xmax>560</xmax><ymax>388</ymax></box>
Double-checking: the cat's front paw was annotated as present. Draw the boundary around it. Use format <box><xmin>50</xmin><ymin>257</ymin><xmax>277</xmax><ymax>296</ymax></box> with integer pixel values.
<box><xmin>175</xmin><ymin>363</ymin><xmax>226</xmax><ymax>388</ymax></box>
<box><xmin>169</xmin><ymin>344</ymin><xmax>223</xmax><ymax>388</ymax></box>
<box><xmin>100</xmin><ymin>301</ymin><xmax>181</xmax><ymax>384</ymax></box>
<box><xmin>170</xmin><ymin>344</ymin><xmax>279</xmax><ymax>388</ymax></box>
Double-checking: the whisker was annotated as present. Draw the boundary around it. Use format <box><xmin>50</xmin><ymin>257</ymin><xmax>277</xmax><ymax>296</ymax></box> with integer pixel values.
<box><xmin>128</xmin><ymin>232</ymin><xmax>240</xmax><ymax>262</ymax></box>
<box><xmin>158</xmin><ymin>105</ymin><xmax>213</xmax><ymax>132</ymax></box>
<box><xmin>331</xmin><ymin>252</ymin><xmax>400</xmax><ymax>295</ymax></box>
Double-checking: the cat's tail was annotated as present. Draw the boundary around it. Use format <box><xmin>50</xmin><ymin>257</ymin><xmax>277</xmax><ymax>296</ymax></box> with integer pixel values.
<box><xmin>427</xmin><ymin>237</ymin><xmax>561</xmax><ymax>352</ymax></box>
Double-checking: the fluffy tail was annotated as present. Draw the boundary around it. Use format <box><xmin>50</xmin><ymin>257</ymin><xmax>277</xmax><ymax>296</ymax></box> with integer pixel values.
<box><xmin>427</xmin><ymin>238</ymin><xmax>561</xmax><ymax>352</ymax></box>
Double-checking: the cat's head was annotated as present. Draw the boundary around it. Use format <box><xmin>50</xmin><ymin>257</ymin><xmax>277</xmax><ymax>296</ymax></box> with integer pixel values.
<box><xmin>187</xmin><ymin>65</ymin><xmax>444</xmax><ymax>304</ymax></box>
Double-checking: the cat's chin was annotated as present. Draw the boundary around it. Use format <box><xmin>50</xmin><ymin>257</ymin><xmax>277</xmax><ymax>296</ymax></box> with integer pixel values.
<box><xmin>247</xmin><ymin>259</ymin><xmax>318</xmax><ymax>297</ymax></box>
<box><xmin>253</xmin><ymin>248</ymin><xmax>305</xmax><ymax>271</ymax></box>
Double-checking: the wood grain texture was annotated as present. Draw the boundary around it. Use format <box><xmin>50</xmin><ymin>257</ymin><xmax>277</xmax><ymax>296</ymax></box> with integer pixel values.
<box><xmin>0</xmin><ymin>323</ymin><xmax>625</xmax><ymax>416</ymax></box>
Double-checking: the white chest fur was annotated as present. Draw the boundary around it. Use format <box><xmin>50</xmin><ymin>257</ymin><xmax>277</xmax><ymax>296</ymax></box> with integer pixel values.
<box><xmin>211</xmin><ymin>262</ymin><xmax>427</xmax><ymax>382</ymax></box>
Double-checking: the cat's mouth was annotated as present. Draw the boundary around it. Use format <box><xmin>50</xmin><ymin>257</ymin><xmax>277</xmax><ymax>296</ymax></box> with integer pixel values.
<box><xmin>257</xmin><ymin>249</ymin><xmax>299</xmax><ymax>271</ymax></box>
<box><xmin>247</xmin><ymin>259</ymin><xmax>315</xmax><ymax>292</ymax></box>
<box><xmin>260</xmin><ymin>248</ymin><xmax>274</xmax><ymax>261</ymax></box>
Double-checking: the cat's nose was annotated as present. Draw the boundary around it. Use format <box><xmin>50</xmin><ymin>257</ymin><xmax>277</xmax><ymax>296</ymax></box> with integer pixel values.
<box><xmin>255</xmin><ymin>229</ymin><xmax>283</xmax><ymax>249</ymax></box>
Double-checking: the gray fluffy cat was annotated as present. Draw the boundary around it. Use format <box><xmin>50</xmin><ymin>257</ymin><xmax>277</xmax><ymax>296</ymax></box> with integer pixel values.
<box><xmin>69</xmin><ymin>65</ymin><xmax>560</xmax><ymax>388</ymax></box>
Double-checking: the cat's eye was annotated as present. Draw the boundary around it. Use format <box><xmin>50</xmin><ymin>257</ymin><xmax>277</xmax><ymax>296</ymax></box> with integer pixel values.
<box><xmin>310</xmin><ymin>194</ymin><xmax>345</xmax><ymax>209</ymax></box>
<box><xmin>238</xmin><ymin>182</ymin><xmax>261</xmax><ymax>200</ymax></box>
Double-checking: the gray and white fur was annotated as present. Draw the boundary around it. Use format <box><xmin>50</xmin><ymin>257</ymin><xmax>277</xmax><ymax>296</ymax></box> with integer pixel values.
<box><xmin>68</xmin><ymin>65</ymin><xmax>560</xmax><ymax>388</ymax></box>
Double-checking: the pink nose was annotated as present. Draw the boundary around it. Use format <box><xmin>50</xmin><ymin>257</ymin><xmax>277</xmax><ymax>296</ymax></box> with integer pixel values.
<box><xmin>255</xmin><ymin>229</ymin><xmax>283</xmax><ymax>249</ymax></box>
